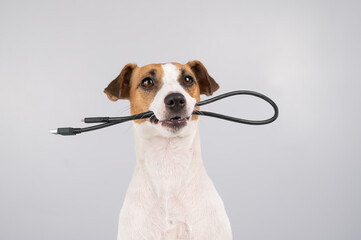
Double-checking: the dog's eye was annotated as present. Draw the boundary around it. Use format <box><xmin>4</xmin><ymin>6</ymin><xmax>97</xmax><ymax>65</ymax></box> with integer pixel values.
<box><xmin>184</xmin><ymin>76</ymin><xmax>194</xmax><ymax>86</ymax></box>
<box><xmin>141</xmin><ymin>77</ymin><xmax>154</xmax><ymax>88</ymax></box>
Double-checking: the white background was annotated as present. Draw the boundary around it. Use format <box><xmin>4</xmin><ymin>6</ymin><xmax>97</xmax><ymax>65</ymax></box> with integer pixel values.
<box><xmin>1</xmin><ymin>0</ymin><xmax>360</xmax><ymax>239</ymax></box>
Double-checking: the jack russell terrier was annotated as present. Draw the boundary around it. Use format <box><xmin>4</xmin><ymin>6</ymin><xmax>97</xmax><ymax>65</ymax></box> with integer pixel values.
<box><xmin>104</xmin><ymin>60</ymin><xmax>232</xmax><ymax>240</ymax></box>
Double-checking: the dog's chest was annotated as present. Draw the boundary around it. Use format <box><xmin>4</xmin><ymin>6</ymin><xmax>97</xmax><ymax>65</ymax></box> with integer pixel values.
<box><xmin>136</xmin><ymin>143</ymin><xmax>199</xmax><ymax>238</ymax></box>
<box><xmin>153</xmin><ymin>195</ymin><xmax>192</xmax><ymax>239</ymax></box>
<box><xmin>125</xmin><ymin>130</ymin><xmax>212</xmax><ymax>238</ymax></box>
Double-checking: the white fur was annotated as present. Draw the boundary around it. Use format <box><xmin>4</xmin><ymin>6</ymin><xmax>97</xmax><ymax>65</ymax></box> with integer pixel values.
<box><xmin>117</xmin><ymin>63</ymin><xmax>232</xmax><ymax>239</ymax></box>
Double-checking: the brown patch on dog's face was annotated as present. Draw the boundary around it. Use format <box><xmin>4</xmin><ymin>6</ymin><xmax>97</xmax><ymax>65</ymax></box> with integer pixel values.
<box><xmin>128</xmin><ymin>64</ymin><xmax>164</xmax><ymax>124</ymax></box>
<box><xmin>172</xmin><ymin>62</ymin><xmax>201</xmax><ymax>101</ymax></box>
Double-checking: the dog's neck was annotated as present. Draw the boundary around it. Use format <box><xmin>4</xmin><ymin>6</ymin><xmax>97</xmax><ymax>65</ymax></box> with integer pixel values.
<box><xmin>132</xmin><ymin>121</ymin><xmax>204</xmax><ymax>197</ymax></box>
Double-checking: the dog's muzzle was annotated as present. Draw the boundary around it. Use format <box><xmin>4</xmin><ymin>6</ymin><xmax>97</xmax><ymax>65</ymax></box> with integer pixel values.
<box><xmin>150</xmin><ymin>93</ymin><xmax>191</xmax><ymax>131</ymax></box>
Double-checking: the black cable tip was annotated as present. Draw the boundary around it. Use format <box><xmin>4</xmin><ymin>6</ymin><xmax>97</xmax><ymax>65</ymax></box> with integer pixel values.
<box><xmin>84</xmin><ymin>117</ymin><xmax>110</xmax><ymax>123</ymax></box>
<box><xmin>50</xmin><ymin>127</ymin><xmax>82</xmax><ymax>136</ymax></box>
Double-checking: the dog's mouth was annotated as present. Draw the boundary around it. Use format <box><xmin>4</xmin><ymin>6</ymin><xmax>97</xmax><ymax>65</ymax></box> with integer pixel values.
<box><xmin>150</xmin><ymin>115</ymin><xmax>190</xmax><ymax>131</ymax></box>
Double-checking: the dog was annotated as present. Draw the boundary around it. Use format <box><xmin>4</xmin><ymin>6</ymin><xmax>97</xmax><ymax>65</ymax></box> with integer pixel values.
<box><xmin>104</xmin><ymin>60</ymin><xmax>232</xmax><ymax>240</ymax></box>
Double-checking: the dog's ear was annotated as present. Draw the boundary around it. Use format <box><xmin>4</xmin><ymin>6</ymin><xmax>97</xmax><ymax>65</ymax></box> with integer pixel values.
<box><xmin>104</xmin><ymin>63</ymin><xmax>137</xmax><ymax>101</ymax></box>
<box><xmin>187</xmin><ymin>60</ymin><xmax>219</xmax><ymax>96</ymax></box>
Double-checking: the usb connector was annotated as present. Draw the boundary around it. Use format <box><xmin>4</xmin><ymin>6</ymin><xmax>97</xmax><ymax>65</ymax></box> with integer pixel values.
<box><xmin>50</xmin><ymin>127</ymin><xmax>82</xmax><ymax>136</ymax></box>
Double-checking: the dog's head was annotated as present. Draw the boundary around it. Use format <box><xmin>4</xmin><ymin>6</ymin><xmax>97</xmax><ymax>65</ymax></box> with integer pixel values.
<box><xmin>104</xmin><ymin>60</ymin><xmax>219</xmax><ymax>138</ymax></box>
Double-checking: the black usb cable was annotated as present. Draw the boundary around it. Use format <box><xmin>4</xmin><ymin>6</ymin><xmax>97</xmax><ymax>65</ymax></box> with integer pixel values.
<box><xmin>51</xmin><ymin>90</ymin><xmax>279</xmax><ymax>136</ymax></box>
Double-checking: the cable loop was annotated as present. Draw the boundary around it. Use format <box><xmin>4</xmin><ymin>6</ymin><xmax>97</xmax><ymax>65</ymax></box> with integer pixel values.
<box><xmin>52</xmin><ymin>90</ymin><xmax>279</xmax><ymax>135</ymax></box>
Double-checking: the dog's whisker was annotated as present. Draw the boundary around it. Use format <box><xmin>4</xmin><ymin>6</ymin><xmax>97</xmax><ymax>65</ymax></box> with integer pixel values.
<box><xmin>118</xmin><ymin>105</ymin><xmax>131</xmax><ymax>114</ymax></box>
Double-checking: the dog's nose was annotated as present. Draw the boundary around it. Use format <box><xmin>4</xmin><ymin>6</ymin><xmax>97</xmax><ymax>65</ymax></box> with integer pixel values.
<box><xmin>164</xmin><ymin>93</ymin><xmax>186</xmax><ymax>112</ymax></box>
